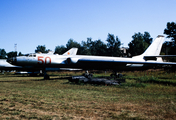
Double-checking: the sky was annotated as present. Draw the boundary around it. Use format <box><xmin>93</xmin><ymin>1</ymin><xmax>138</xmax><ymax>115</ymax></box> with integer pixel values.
<box><xmin>0</xmin><ymin>0</ymin><xmax>176</xmax><ymax>54</ymax></box>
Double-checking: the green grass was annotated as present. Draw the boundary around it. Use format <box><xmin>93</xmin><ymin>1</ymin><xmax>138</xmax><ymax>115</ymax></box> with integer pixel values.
<box><xmin>0</xmin><ymin>70</ymin><xmax>176</xmax><ymax>119</ymax></box>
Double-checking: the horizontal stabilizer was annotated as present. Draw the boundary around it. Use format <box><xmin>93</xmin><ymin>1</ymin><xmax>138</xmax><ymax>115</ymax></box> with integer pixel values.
<box><xmin>144</xmin><ymin>55</ymin><xmax>176</xmax><ymax>58</ymax></box>
<box><xmin>144</xmin><ymin>55</ymin><xmax>176</xmax><ymax>61</ymax></box>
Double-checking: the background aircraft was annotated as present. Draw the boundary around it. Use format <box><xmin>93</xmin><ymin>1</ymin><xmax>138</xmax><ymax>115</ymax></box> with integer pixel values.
<box><xmin>7</xmin><ymin>35</ymin><xmax>176</xmax><ymax>78</ymax></box>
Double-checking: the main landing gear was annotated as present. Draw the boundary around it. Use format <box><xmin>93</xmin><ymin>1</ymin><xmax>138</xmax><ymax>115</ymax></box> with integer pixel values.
<box><xmin>43</xmin><ymin>69</ymin><xmax>50</xmax><ymax>80</ymax></box>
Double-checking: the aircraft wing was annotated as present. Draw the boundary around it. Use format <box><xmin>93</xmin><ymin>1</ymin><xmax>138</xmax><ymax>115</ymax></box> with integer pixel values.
<box><xmin>77</xmin><ymin>58</ymin><xmax>176</xmax><ymax>65</ymax></box>
<box><xmin>0</xmin><ymin>59</ymin><xmax>22</xmax><ymax>70</ymax></box>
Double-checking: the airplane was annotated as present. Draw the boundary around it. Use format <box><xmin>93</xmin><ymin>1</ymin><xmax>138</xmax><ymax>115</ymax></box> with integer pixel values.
<box><xmin>7</xmin><ymin>35</ymin><xmax>176</xmax><ymax>79</ymax></box>
<box><xmin>1</xmin><ymin>48</ymin><xmax>78</xmax><ymax>75</ymax></box>
<box><xmin>0</xmin><ymin>59</ymin><xmax>22</xmax><ymax>71</ymax></box>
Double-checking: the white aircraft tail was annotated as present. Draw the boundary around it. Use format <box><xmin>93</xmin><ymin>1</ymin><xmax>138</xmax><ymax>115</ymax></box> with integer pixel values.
<box><xmin>132</xmin><ymin>35</ymin><xmax>165</xmax><ymax>60</ymax></box>
<box><xmin>141</xmin><ymin>35</ymin><xmax>164</xmax><ymax>56</ymax></box>
<box><xmin>63</xmin><ymin>48</ymin><xmax>78</xmax><ymax>55</ymax></box>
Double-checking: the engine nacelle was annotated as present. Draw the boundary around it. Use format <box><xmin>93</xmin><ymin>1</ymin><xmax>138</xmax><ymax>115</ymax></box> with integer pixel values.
<box><xmin>66</xmin><ymin>57</ymin><xmax>79</xmax><ymax>64</ymax></box>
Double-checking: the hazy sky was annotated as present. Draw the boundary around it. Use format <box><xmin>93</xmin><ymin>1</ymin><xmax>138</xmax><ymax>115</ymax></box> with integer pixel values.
<box><xmin>0</xmin><ymin>0</ymin><xmax>176</xmax><ymax>54</ymax></box>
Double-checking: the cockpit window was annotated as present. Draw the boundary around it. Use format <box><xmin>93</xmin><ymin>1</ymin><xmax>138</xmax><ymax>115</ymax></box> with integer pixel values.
<box><xmin>28</xmin><ymin>54</ymin><xmax>36</xmax><ymax>57</ymax></box>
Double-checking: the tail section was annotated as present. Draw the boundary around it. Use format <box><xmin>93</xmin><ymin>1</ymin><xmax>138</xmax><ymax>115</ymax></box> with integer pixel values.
<box><xmin>63</xmin><ymin>48</ymin><xmax>78</xmax><ymax>55</ymax></box>
<box><xmin>141</xmin><ymin>35</ymin><xmax>164</xmax><ymax>56</ymax></box>
<box><xmin>132</xmin><ymin>35</ymin><xmax>164</xmax><ymax>60</ymax></box>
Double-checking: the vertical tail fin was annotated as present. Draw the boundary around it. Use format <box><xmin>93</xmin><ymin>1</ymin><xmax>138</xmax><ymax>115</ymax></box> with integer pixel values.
<box><xmin>132</xmin><ymin>35</ymin><xmax>164</xmax><ymax>60</ymax></box>
<box><xmin>142</xmin><ymin>35</ymin><xmax>164</xmax><ymax>56</ymax></box>
<box><xmin>63</xmin><ymin>48</ymin><xmax>78</xmax><ymax>55</ymax></box>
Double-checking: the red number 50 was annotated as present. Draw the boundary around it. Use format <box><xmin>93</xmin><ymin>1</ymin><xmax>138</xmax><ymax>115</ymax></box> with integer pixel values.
<box><xmin>38</xmin><ymin>56</ymin><xmax>51</xmax><ymax>65</ymax></box>
<box><xmin>45</xmin><ymin>57</ymin><xmax>51</xmax><ymax>64</ymax></box>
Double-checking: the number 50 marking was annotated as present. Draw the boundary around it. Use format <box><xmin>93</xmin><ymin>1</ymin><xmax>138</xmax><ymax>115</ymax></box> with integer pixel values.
<box><xmin>38</xmin><ymin>56</ymin><xmax>51</xmax><ymax>65</ymax></box>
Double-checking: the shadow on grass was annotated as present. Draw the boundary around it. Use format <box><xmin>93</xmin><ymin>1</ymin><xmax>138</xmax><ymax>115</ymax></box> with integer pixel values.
<box><xmin>30</xmin><ymin>76</ymin><xmax>71</xmax><ymax>81</ymax></box>
<box><xmin>0</xmin><ymin>76</ymin><xmax>69</xmax><ymax>82</ymax></box>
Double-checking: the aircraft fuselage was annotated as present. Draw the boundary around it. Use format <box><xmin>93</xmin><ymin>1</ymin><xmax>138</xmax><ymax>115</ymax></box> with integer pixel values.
<box><xmin>7</xmin><ymin>53</ymin><xmax>154</xmax><ymax>71</ymax></box>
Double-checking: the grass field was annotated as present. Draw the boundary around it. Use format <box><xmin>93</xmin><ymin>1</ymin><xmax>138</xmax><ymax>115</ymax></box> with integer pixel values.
<box><xmin>0</xmin><ymin>70</ymin><xmax>176</xmax><ymax>119</ymax></box>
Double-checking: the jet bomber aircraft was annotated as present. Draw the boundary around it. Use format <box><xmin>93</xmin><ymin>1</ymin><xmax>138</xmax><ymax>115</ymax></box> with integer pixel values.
<box><xmin>7</xmin><ymin>35</ymin><xmax>176</xmax><ymax>78</ymax></box>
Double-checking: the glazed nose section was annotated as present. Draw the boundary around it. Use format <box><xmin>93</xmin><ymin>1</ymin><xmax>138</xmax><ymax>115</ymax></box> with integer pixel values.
<box><xmin>7</xmin><ymin>57</ymin><xmax>17</xmax><ymax>65</ymax></box>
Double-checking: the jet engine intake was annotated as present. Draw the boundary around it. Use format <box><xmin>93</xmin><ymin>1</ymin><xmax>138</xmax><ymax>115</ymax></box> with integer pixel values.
<box><xmin>66</xmin><ymin>57</ymin><xmax>79</xmax><ymax>64</ymax></box>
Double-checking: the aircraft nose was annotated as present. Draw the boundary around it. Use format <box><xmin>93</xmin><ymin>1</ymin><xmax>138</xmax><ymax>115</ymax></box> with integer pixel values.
<box><xmin>7</xmin><ymin>57</ymin><xmax>17</xmax><ymax>65</ymax></box>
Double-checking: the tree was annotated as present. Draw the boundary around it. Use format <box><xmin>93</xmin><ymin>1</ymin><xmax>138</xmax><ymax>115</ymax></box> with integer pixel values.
<box><xmin>35</xmin><ymin>45</ymin><xmax>50</xmax><ymax>53</ymax></box>
<box><xmin>66</xmin><ymin>39</ymin><xmax>82</xmax><ymax>54</ymax></box>
<box><xmin>0</xmin><ymin>49</ymin><xmax>6</xmax><ymax>59</ymax></box>
<box><xmin>54</xmin><ymin>45</ymin><xmax>66</xmax><ymax>54</ymax></box>
<box><xmin>79</xmin><ymin>38</ymin><xmax>92</xmax><ymax>55</ymax></box>
<box><xmin>106</xmin><ymin>33</ymin><xmax>121</xmax><ymax>57</ymax></box>
<box><xmin>7</xmin><ymin>51</ymin><xmax>17</xmax><ymax>58</ymax></box>
<box><xmin>128</xmin><ymin>32</ymin><xmax>153</xmax><ymax>56</ymax></box>
<box><xmin>55</xmin><ymin>39</ymin><xmax>82</xmax><ymax>55</ymax></box>
<box><xmin>18</xmin><ymin>52</ymin><xmax>24</xmax><ymax>56</ymax></box>
<box><xmin>164</xmin><ymin>22</ymin><xmax>176</xmax><ymax>43</ymax></box>
<box><xmin>54</xmin><ymin>34</ymin><xmax>122</xmax><ymax>56</ymax></box>
<box><xmin>164</xmin><ymin>22</ymin><xmax>176</xmax><ymax>57</ymax></box>
<box><xmin>143</xmin><ymin>32</ymin><xmax>153</xmax><ymax>45</ymax></box>
<box><xmin>79</xmin><ymin>38</ymin><xmax>108</xmax><ymax>56</ymax></box>
<box><xmin>66</xmin><ymin>39</ymin><xmax>81</xmax><ymax>50</ymax></box>
<box><xmin>89</xmin><ymin>39</ymin><xmax>107</xmax><ymax>56</ymax></box>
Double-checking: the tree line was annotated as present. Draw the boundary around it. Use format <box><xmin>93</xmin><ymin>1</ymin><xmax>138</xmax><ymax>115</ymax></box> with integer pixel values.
<box><xmin>27</xmin><ymin>32</ymin><xmax>152</xmax><ymax>57</ymax></box>
<box><xmin>1</xmin><ymin>21</ymin><xmax>176</xmax><ymax>59</ymax></box>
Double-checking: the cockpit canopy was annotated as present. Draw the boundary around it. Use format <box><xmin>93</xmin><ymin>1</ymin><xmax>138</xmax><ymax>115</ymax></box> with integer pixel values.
<box><xmin>24</xmin><ymin>53</ymin><xmax>36</xmax><ymax>57</ymax></box>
